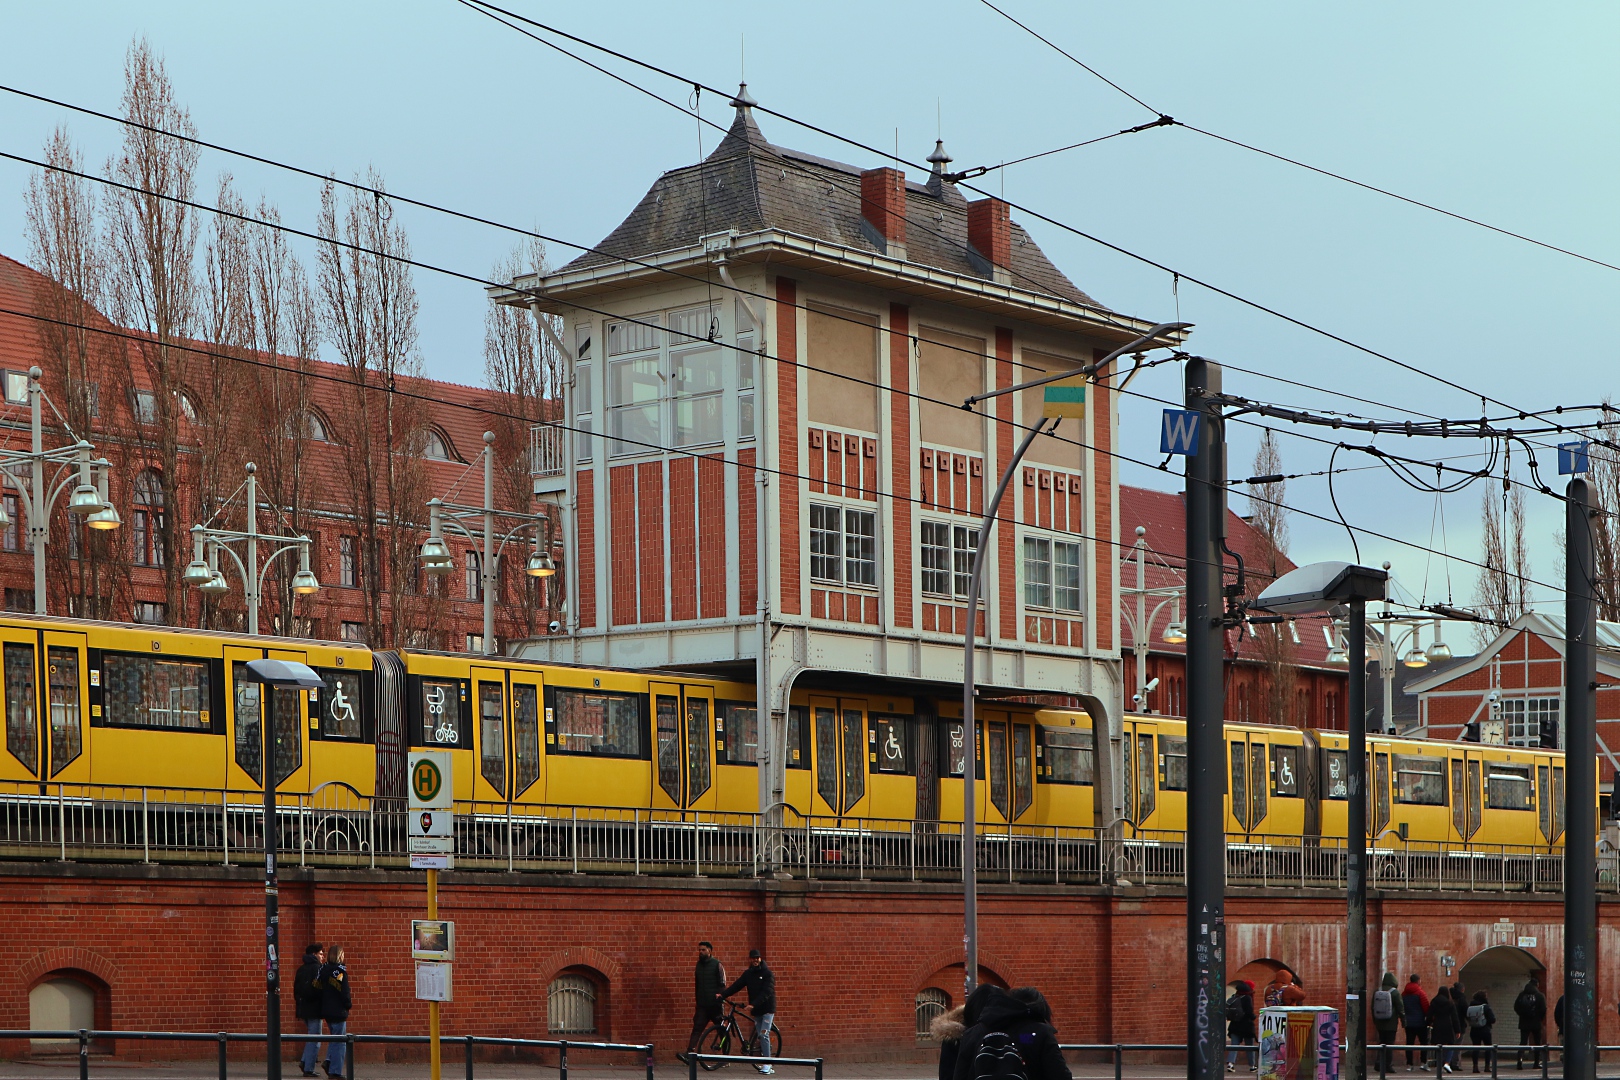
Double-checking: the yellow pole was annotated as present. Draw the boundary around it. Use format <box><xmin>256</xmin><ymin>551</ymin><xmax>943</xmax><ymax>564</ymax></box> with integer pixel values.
<box><xmin>428</xmin><ymin>868</ymin><xmax>440</xmax><ymax>1080</ymax></box>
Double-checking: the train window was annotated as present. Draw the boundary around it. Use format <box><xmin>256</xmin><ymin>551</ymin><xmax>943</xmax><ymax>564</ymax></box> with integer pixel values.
<box><xmin>103</xmin><ymin>653</ymin><xmax>211</xmax><ymax>731</ymax></box>
<box><xmin>841</xmin><ymin>708</ymin><xmax>864</xmax><ymax>813</ymax></box>
<box><xmin>944</xmin><ymin>720</ymin><xmax>967</xmax><ymax>778</ymax></box>
<box><xmin>1229</xmin><ymin>743</ymin><xmax>1247</xmax><ymax>826</ymax></box>
<box><xmin>1393</xmin><ymin>755</ymin><xmax>1446</xmax><ymax>805</ymax></box>
<box><xmin>1041</xmin><ymin>729</ymin><xmax>1092</xmax><ymax>784</ymax></box>
<box><xmin>1012</xmin><ymin>725</ymin><xmax>1033</xmax><ymax>818</ymax></box>
<box><xmin>47</xmin><ymin>647</ymin><xmax>81</xmax><ymax>777</ymax></box>
<box><xmin>872</xmin><ymin>715</ymin><xmax>910</xmax><ymax>774</ymax></box>
<box><xmin>512</xmin><ymin>684</ymin><xmax>540</xmax><ymax>796</ymax></box>
<box><xmin>1248</xmin><ymin>743</ymin><xmax>1266</xmax><ymax>825</ymax></box>
<box><xmin>420</xmin><ymin>679</ymin><xmax>463</xmax><ymax>747</ymax></box>
<box><xmin>686</xmin><ymin>698</ymin><xmax>712</xmax><ymax>801</ymax></box>
<box><xmin>479</xmin><ymin>682</ymin><xmax>505</xmax><ymax>798</ymax></box>
<box><xmin>719</xmin><ymin>701</ymin><xmax>759</xmax><ymax>765</ymax></box>
<box><xmin>551</xmin><ymin>687</ymin><xmax>645</xmax><ymax>758</ymax></box>
<box><xmin>1537</xmin><ymin>765</ymin><xmax>1551</xmax><ymax>838</ymax></box>
<box><xmin>1136</xmin><ymin>733</ymin><xmax>1156</xmax><ymax>820</ymax></box>
<box><xmin>988</xmin><ymin>723</ymin><xmax>1009</xmax><ymax>817</ymax></box>
<box><xmin>234</xmin><ymin>675</ymin><xmax>302</xmax><ymax>786</ymax></box>
<box><xmin>657</xmin><ymin>695</ymin><xmax>680</xmax><ymax>801</ymax></box>
<box><xmin>1323</xmin><ymin>750</ymin><xmax>1348</xmax><ymax>799</ymax></box>
<box><xmin>1486</xmin><ymin>763</ymin><xmax>1532</xmax><ymax>810</ymax></box>
<box><xmin>1159</xmin><ymin>736</ymin><xmax>1188</xmax><ymax>791</ymax></box>
<box><xmin>4</xmin><ymin>642</ymin><xmax>37</xmax><ymax>774</ymax></box>
<box><xmin>815</xmin><ymin>706</ymin><xmax>839</xmax><ymax>808</ymax></box>
<box><xmin>1552</xmin><ymin>766</ymin><xmax>1565</xmax><ymax>840</ymax></box>
<box><xmin>785</xmin><ymin>705</ymin><xmax>809</xmax><ymax>769</ymax></box>
<box><xmin>317</xmin><ymin>670</ymin><xmax>364</xmax><ymax>740</ymax></box>
<box><xmin>1272</xmin><ymin>745</ymin><xmax>1299</xmax><ymax>797</ymax></box>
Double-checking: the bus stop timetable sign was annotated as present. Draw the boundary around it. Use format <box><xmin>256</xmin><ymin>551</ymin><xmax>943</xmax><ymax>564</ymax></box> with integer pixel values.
<box><xmin>408</xmin><ymin>751</ymin><xmax>453</xmax><ymax>811</ymax></box>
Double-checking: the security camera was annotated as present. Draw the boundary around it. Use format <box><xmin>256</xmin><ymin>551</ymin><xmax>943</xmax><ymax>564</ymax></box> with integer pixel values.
<box><xmin>1131</xmin><ymin>693</ymin><xmax>1144</xmax><ymax>709</ymax></box>
<box><xmin>548</xmin><ymin>620</ymin><xmax>561</xmax><ymax>633</ymax></box>
<box><xmin>1144</xmin><ymin>677</ymin><xmax>1161</xmax><ymax>693</ymax></box>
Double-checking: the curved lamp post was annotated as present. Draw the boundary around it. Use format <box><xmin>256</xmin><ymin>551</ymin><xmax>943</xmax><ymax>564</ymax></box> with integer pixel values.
<box><xmin>182</xmin><ymin>463</ymin><xmax>319</xmax><ymax>635</ymax></box>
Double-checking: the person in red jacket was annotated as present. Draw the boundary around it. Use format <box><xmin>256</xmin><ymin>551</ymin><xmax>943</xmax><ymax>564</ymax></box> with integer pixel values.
<box><xmin>1403</xmin><ymin>974</ymin><xmax>1432</xmax><ymax>1071</ymax></box>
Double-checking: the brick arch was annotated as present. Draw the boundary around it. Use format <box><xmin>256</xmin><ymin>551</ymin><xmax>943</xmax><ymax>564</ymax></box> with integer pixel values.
<box><xmin>911</xmin><ymin>946</ymin><xmax>1015</xmax><ymax>997</ymax></box>
<box><xmin>20</xmin><ymin>948</ymin><xmax>119</xmax><ymax>992</ymax></box>
<box><xmin>535</xmin><ymin>946</ymin><xmax>622</xmax><ymax>987</ymax></box>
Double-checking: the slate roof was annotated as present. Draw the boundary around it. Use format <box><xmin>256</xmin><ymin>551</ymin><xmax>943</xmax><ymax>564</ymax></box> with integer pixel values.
<box><xmin>560</xmin><ymin>91</ymin><xmax>1103</xmax><ymax>310</ymax></box>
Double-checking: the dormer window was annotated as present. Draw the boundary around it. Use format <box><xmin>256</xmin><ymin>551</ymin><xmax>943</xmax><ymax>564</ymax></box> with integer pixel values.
<box><xmin>424</xmin><ymin>429</ymin><xmax>454</xmax><ymax>461</ymax></box>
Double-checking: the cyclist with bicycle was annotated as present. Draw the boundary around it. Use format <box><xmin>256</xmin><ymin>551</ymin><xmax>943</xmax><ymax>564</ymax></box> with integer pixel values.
<box><xmin>722</xmin><ymin>949</ymin><xmax>777</xmax><ymax>1075</ymax></box>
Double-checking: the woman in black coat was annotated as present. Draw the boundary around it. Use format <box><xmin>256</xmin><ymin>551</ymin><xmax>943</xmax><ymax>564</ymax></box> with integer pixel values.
<box><xmin>1428</xmin><ymin>988</ymin><xmax>1460</xmax><ymax>1073</ymax></box>
<box><xmin>318</xmin><ymin>946</ymin><xmax>352</xmax><ymax>1079</ymax></box>
<box><xmin>1466</xmin><ymin>991</ymin><xmax>1496</xmax><ymax>1074</ymax></box>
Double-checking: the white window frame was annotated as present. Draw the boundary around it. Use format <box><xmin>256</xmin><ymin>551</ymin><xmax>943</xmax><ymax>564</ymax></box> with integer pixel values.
<box><xmin>1023</xmin><ymin>532</ymin><xmax>1084</xmax><ymax>615</ymax></box>
<box><xmin>809</xmin><ymin>500</ymin><xmax>879</xmax><ymax>589</ymax></box>
<box><xmin>920</xmin><ymin>519</ymin><xmax>978</xmax><ymax>600</ymax></box>
<box><xmin>1501</xmin><ymin>696</ymin><xmax>1559</xmax><ymax>747</ymax></box>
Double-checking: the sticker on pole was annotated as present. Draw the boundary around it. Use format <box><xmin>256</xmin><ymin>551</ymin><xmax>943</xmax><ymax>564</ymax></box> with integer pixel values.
<box><xmin>408</xmin><ymin>751</ymin><xmax>453</xmax><ymax>811</ymax></box>
<box><xmin>1558</xmin><ymin>441</ymin><xmax>1590</xmax><ymax>475</ymax></box>
<box><xmin>1041</xmin><ymin>373</ymin><xmax>1086</xmax><ymax>419</ymax></box>
<box><xmin>1160</xmin><ymin>409</ymin><xmax>1201</xmax><ymax>455</ymax></box>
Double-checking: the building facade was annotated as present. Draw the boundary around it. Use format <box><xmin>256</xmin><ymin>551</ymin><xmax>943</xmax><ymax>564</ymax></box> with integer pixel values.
<box><xmin>501</xmin><ymin>88</ymin><xmax>1183</xmax><ymax>823</ymax></box>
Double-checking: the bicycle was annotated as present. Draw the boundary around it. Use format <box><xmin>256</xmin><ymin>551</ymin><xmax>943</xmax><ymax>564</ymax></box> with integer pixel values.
<box><xmin>698</xmin><ymin>998</ymin><xmax>783</xmax><ymax>1071</ymax></box>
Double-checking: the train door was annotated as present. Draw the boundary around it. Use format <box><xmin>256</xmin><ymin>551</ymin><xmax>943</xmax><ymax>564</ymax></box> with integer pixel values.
<box><xmin>468</xmin><ymin>666</ymin><xmax>545</xmax><ymax>805</ymax></box>
<box><xmin>225</xmin><ymin>646</ymin><xmax>311</xmax><ymax>795</ymax></box>
<box><xmin>1535</xmin><ymin>757</ymin><xmax>1566</xmax><ymax>846</ymax></box>
<box><xmin>0</xmin><ymin>627</ymin><xmax>43</xmax><ymax>785</ymax></box>
<box><xmin>1120</xmin><ymin>720</ymin><xmax>1163</xmax><ymax>834</ymax></box>
<box><xmin>1372</xmin><ymin>750</ymin><xmax>1393</xmax><ymax>840</ymax></box>
<box><xmin>1453</xmin><ymin>750</ymin><xmax>1483</xmax><ymax>843</ymax></box>
<box><xmin>40</xmin><ymin>630</ymin><xmax>90</xmax><ymax>785</ymax></box>
<box><xmin>650</xmin><ymin>680</ymin><xmax>718</xmax><ymax>812</ymax></box>
<box><xmin>1228</xmin><ymin>732</ymin><xmax>1270</xmax><ymax>836</ymax></box>
<box><xmin>978</xmin><ymin>711</ymin><xmax>1037</xmax><ymax>827</ymax></box>
<box><xmin>809</xmin><ymin>695</ymin><xmax>867</xmax><ymax>818</ymax></box>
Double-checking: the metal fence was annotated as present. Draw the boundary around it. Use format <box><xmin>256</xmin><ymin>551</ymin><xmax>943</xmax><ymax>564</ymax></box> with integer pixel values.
<box><xmin>0</xmin><ymin>781</ymin><xmax>1605</xmax><ymax>893</ymax></box>
<box><xmin>1062</xmin><ymin>1043</ymin><xmax>1608</xmax><ymax>1080</ymax></box>
<box><xmin>0</xmin><ymin>1029</ymin><xmax>654</xmax><ymax>1080</ymax></box>
<box><xmin>530</xmin><ymin>422</ymin><xmax>565</xmax><ymax>478</ymax></box>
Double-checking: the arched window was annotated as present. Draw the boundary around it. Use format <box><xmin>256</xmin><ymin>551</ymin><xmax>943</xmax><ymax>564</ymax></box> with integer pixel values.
<box><xmin>30</xmin><ymin>975</ymin><xmax>96</xmax><ymax>1048</ymax></box>
<box><xmin>916</xmin><ymin>987</ymin><xmax>950</xmax><ymax>1039</ymax></box>
<box><xmin>132</xmin><ymin>470</ymin><xmax>166</xmax><ymax>568</ymax></box>
<box><xmin>178</xmin><ymin>391</ymin><xmax>199</xmax><ymax>424</ymax></box>
<box><xmin>287</xmin><ymin>410</ymin><xmax>328</xmax><ymax>443</ymax></box>
<box><xmin>548</xmin><ymin>973</ymin><xmax>597</xmax><ymax>1034</ymax></box>
<box><xmin>424</xmin><ymin>429</ymin><xmax>454</xmax><ymax>461</ymax></box>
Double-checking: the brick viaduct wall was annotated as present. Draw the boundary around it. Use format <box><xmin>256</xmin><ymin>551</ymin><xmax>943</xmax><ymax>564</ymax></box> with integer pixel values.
<box><xmin>5</xmin><ymin>864</ymin><xmax>1619</xmax><ymax>1063</ymax></box>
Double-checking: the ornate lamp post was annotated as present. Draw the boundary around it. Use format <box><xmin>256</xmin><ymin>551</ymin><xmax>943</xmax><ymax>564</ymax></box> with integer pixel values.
<box><xmin>181</xmin><ymin>462</ymin><xmax>319</xmax><ymax>634</ymax></box>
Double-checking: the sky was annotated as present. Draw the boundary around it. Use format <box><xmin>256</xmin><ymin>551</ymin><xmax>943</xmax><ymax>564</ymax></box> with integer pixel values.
<box><xmin>0</xmin><ymin>1</ymin><xmax>1615</xmax><ymax>635</ymax></box>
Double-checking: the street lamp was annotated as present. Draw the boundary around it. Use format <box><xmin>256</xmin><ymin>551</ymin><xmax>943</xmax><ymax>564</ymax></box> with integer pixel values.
<box><xmin>1122</xmin><ymin>527</ymin><xmax>1185</xmax><ymax>714</ymax></box>
<box><xmin>0</xmin><ymin>367</ymin><xmax>119</xmax><ymax>613</ymax></box>
<box><xmin>1255</xmin><ymin>559</ymin><xmax>1388</xmax><ymax>1080</ymax></box>
<box><xmin>183</xmin><ymin>463</ymin><xmax>319</xmax><ymax>634</ymax></box>
<box><xmin>419</xmin><ymin>431</ymin><xmax>559</xmax><ymax>655</ymax></box>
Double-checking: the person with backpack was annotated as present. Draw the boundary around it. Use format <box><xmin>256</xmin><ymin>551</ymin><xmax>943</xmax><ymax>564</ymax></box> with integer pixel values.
<box><xmin>1466</xmin><ymin>991</ymin><xmax>1495</xmax><ymax>1074</ymax></box>
<box><xmin>1372</xmin><ymin>973</ymin><xmax>1400</xmax><ymax>1075</ymax></box>
<box><xmin>1513</xmin><ymin>978</ymin><xmax>1546</xmax><ymax>1069</ymax></box>
<box><xmin>294</xmin><ymin>943</ymin><xmax>326</xmax><ymax>1077</ymax></box>
<box><xmin>1403</xmin><ymin>974</ymin><xmax>1431</xmax><ymax>1071</ymax></box>
<box><xmin>1263</xmin><ymin>970</ymin><xmax>1305</xmax><ymax>1008</ymax></box>
<box><xmin>950</xmin><ymin>984</ymin><xmax>1071</xmax><ymax>1080</ymax></box>
<box><xmin>317</xmin><ymin>946</ymin><xmax>352</xmax><ymax>1079</ymax></box>
<box><xmin>1226</xmin><ymin>980</ymin><xmax>1257</xmax><ymax>1073</ymax></box>
<box><xmin>1428</xmin><ymin>986</ymin><xmax>1460</xmax><ymax>1073</ymax></box>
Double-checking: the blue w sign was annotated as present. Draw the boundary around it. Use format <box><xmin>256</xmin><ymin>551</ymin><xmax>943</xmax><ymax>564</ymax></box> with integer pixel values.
<box><xmin>1161</xmin><ymin>409</ymin><xmax>1201</xmax><ymax>456</ymax></box>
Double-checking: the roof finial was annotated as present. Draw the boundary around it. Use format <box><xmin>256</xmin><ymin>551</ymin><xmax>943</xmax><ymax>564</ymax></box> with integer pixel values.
<box><xmin>730</xmin><ymin>82</ymin><xmax>758</xmax><ymax>111</ymax></box>
<box><xmin>927</xmin><ymin>138</ymin><xmax>953</xmax><ymax>176</ymax></box>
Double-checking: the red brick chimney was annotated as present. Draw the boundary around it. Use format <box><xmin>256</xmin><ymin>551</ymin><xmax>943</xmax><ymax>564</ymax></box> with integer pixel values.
<box><xmin>968</xmin><ymin>198</ymin><xmax>1011</xmax><ymax>278</ymax></box>
<box><xmin>860</xmin><ymin>167</ymin><xmax>907</xmax><ymax>255</ymax></box>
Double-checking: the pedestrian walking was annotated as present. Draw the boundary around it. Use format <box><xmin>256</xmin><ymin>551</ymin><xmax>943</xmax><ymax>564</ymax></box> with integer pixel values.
<box><xmin>1264</xmin><ymin>970</ymin><xmax>1305</xmax><ymax>1008</ymax></box>
<box><xmin>721</xmin><ymin>949</ymin><xmax>777</xmax><ymax>1075</ymax></box>
<box><xmin>1226</xmin><ymin>980</ymin><xmax>1258</xmax><ymax>1073</ymax></box>
<box><xmin>294</xmin><ymin>943</ymin><xmax>327</xmax><ymax>1077</ymax></box>
<box><xmin>1372</xmin><ymin>973</ymin><xmax>1401</xmax><ymax>1076</ymax></box>
<box><xmin>1403</xmin><ymin>974</ymin><xmax>1431</xmax><ymax>1071</ymax></box>
<box><xmin>680</xmin><ymin>941</ymin><xmax>727</xmax><ymax>1063</ymax></box>
<box><xmin>1513</xmin><ymin>978</ymin><xmax>1546</xmax><ymax>1069</ymax></box>
<box><xmin>951</xmin><ymin>984</ymin><xmax>1071</xmax><ymax>1080</ymax></box>
<box><xmin>317</xmin><ymin>945</ymin><xmax>351</xmax><ymax>1079</ymax></box>
<box><xmin>1428</xmin><ymin>986</ymin><xmax>1460</xmax><ymax>1073</ymax></box>
<box><xmin>1465</xmin><ymin>991</ymin><xmax>1495</xmax><ymax>1074</ymax></box>
<box><xmin>934</xmin><ymin>1003</ymin><xmax>968</xmax><ymax>1080</ymax></box>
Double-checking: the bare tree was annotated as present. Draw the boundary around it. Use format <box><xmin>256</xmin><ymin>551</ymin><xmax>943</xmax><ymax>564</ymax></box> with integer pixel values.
<box><xmin>484</xmin><ymin>239</ymin><xmax>565</xmax><ymax>640</ymax></box>
<box><xmin>1473</xmin><ymin>483</ymin><xmax>1533</xmax><ymax>644</ymax></box>
<box><xmin>1246</xmin><ymin>430</ymin><xmax>1298</xmax><ymax>725</ymax></box>
<box><xmin>316</xmin><ymin>173</ymin><xmax>429</xmax><ymax>648</ymax></box>
<box><xmin>101</xmin><ymin>38</ymin><xmax>199</xmax><ymax>620</ymax></box>
<box><xmin>1587</xmin><ymin>410</ymin><xmax>1620</xmax><ymax>624</ymax></box>
<box><xmin>24</xmin><ymin>127</ymin><xmax>130</xmax><ymax>619</ymax></box>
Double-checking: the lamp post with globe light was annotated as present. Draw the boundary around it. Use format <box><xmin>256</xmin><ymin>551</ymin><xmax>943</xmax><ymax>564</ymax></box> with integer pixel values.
<box><xmin>180</xmin><ymin>463</ymin><xmax>319</xmax><ymax>635</ymax></box>
<box><xmin>1121</xmin><ymin>526</ymin><xmax>1189</xmax><ymax>713</ymax></box>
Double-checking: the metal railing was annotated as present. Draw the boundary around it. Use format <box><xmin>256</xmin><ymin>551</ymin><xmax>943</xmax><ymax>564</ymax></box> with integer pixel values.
<box><xmin>1060</xmin><ymin>1043</ymin><xmax>1605</xmax><ymax>1079</ymax></box>
<box><xmin>685</xmin><ymin>1053</ymin><xmax>822</xmax><ymax>1079</ymax></box>
<box><xmin>0</xmin><ymin>781</ymin><xmax>1606</xmax><ymax>893</ymax></box>
<box><xmin>0</xmin><ymin>1029</ymin><xmax>653</xmax><ymax>1080</ymax></box>
<box><xmin>530</xmin><ymin>422</ymin><xmax>565</xmax><ymax>478</ymax></box>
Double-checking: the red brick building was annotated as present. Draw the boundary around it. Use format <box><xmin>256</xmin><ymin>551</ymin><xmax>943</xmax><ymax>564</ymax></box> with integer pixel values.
<box><xmin>0</xmin><ymin>252</ymin><xmax>555</xmax><ymax>649</ymax></box>
<box><xmin>1118</xmin><ymin>484</ymin><xmax>1350</xmax><ymax>727</ymax></box>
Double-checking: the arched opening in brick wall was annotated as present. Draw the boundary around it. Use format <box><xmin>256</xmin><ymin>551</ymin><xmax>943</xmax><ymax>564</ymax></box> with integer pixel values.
<box><xmin>1230</xmin><ymin>958</ymin><xmax>1304</xmax><ymax>1005</ymax></box>
<box><xmin>914</xmin><ymin>965</ymin><xmax>1006</xmax><ymax>1041</ymax></box>
<box><xmin>1457</xmin><ymin>946</ymin><xmax>1545</xmax><ymax>1024</ymax></box>
<box><xmin>547</xmin><ymin>967</ymin><xmax>610</xmax><ymax>1039</ymax></box>
<box><xmin>28</xmin><ymin>969</ymin><xmax>109</xmax><ymax>1053</ymax></box>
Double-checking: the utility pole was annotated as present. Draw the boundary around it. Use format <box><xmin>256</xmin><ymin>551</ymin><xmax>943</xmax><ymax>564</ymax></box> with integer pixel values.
<box><xmin>1345</xmin><ymin>599</ymin><xmax>1368</xmax><ymax>1080</ymax></box>
<box><xmin>1565</xmin><ymin>476</ymin><xmax>1597</xmax><ymax>1080</ymax></box>
<box><xmin>1184</xmin><ymin>357</ymin><xmax>1226</xmax><ymax>1080</ymax></box>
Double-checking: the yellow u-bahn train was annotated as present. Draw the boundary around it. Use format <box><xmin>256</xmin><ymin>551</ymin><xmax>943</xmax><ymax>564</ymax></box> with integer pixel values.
<box><xmin>0</xmin><ymin>613</ymin><xmax>1579</xmax><ymax>851</ymax></box>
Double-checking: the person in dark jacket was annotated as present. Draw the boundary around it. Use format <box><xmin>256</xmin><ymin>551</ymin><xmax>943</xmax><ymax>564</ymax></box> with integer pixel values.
<box><xmin>722</xmin><ymin>950</ymin><xmax>777</xmax><ymax>1075</ymax></box>
<box><xmin>1226</xmin><ymin>980</ymin><xmax>1257</xmax><ymax>1073</ymax></box>
<box><xmin>1372</xmin><ymin>973</ymin><xmax>1401</xmax><ymax>1076</ymax></box>
<box><xmin>951</xmin><ymin>986</ymin><xmax>1072</xmax><ymax>1080</ymax></box>
<box><xmin>1466</xmin><ymin>991</ymin><xmax>1496</xmax><ymax>1074</ymax></box>
<box><xmin>294</xmin><ymin>944</ymin><xmax>326</xmax><ymax>1077</ymax></box>
<box><xmin>934</xmin><ymin>1005</ymin><xmax>967</xmax><ymax>1080</ymax></box>
<box><xmin>681</xmin><ymin>941</ymin><xmax>728</xmax><ymax>1061</ymax></box>
<box><xmin>1428</xmin><ymin>988</ymin><xmax>1460</xmax><ymax>1074</ymax></box>
<box><xmin>1403</xmin><ymin>975</ymin><xmax>1431</xmax><ymax>1070</ymax></box>
<box><xmin>317</xmin><ymin>946</ymin><xmax>351</xmax><ymax>1079</ymax></box>
<box><xmin>1513</xmin><ymin>978</ymin><xmax>1547</xmax><ymax>1069</ymax></box>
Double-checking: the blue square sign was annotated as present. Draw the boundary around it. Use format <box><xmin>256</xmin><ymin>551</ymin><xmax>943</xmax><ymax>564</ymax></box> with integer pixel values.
<box><xmin>1160</xmin><ymin>409</ymin><xmax>1201</xmax><ymax>456</ymax></box>
<box><xmin>1558</xmin><ymin>441</ymin><xmax>1590</xmax><ymax>475</ymax></box>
